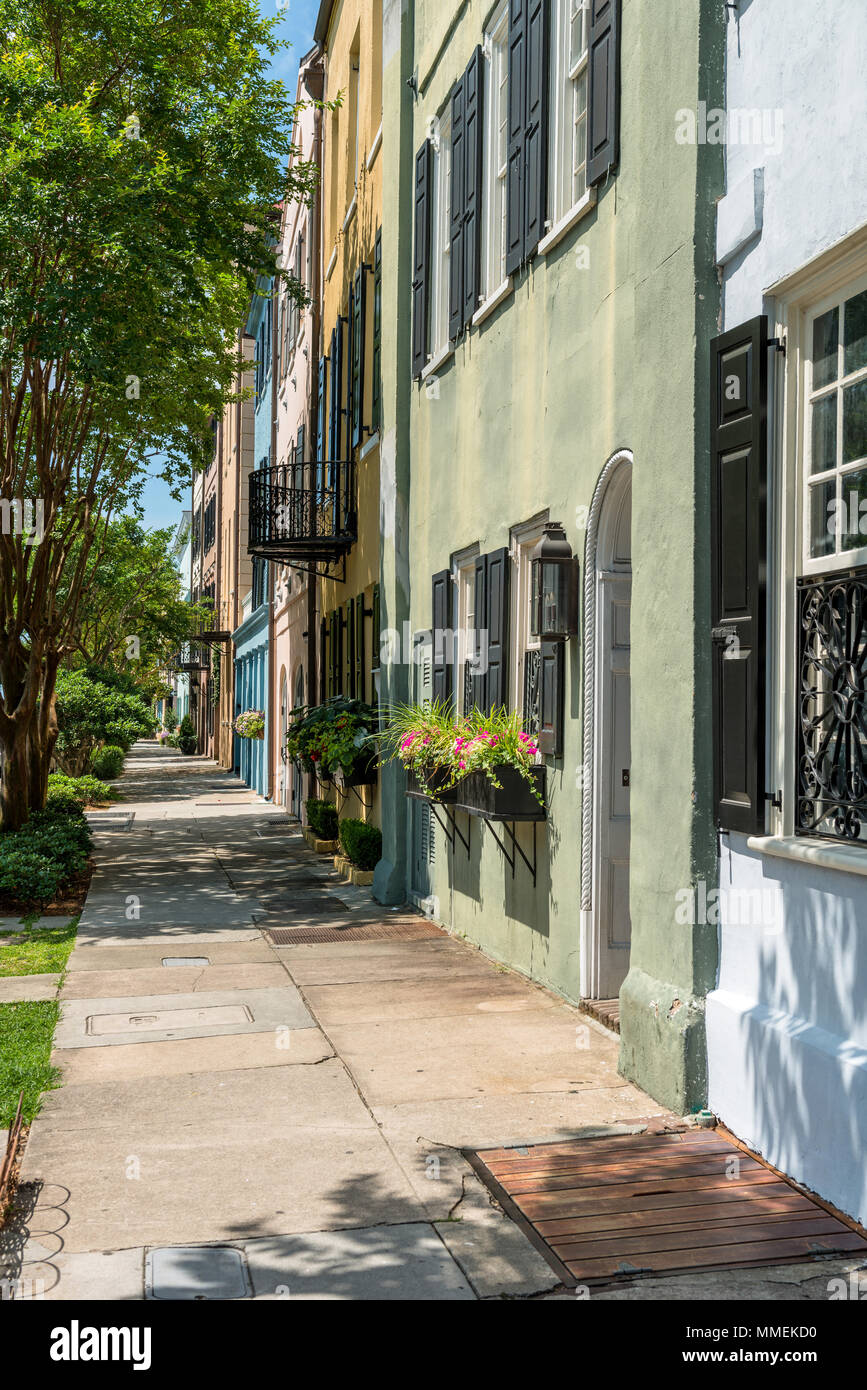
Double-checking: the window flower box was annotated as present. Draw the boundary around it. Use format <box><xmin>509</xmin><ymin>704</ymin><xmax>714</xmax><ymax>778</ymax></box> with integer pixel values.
<box><xmin>333</xmin><ymin>753</ymin><xmax>379</xmax><ymax>789</ymax></box>
<box><xmin>456</xmin><ymin>765</ymin><xmax>547</xmax><ymax>822</ymax></box>
<box><xmin>406</xmin><ymin>767</ymin><xmax>464</xmax><ymax>804</ymax></box>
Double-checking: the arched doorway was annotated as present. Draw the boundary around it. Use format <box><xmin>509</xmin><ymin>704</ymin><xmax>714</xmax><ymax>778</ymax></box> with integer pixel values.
<box><xmin>581</xmin><ymin>451</ymin><xmax>633</xmax><ymax>1001</ymax></box>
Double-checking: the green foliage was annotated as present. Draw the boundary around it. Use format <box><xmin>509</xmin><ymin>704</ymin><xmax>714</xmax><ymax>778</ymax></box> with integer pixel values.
<box><xmin>46</xmin><ymin>773</ymin><xmax>115</xmax><ymax>809</ymax></box>
<box><xmin>0</xmin><ymin>1000</ymin><xmax>61</xmax><ymax>1126</ymax></box>
<box><xmin>381</xmin><ymin>703</ymin><xmax>544</xmax><ymax>802</ymax></box>
<box><xmin>305</xmin><ymin>799</ymin><xmax>339</xmax><ymax>841</ymax></box>
<box><xmin>338</xmin><ymin>819</ymin><xmax>382</xmax><ymax>872</ymax></box>
<box><xmin>54</xmin><ymin>669</ymin><xmax>156</xmax><ymax>774</ymax></box>
<box><xmin>177</xmin><ymin>715</ymin><xmax>198</xmax><ymax>755</ymax></box>
<box><xmin>0</xmin><ymin>917</ymin><xmax>78</xmax><ymax>978</ymax></box>
<box><xmin>0</xmin><ymin>801</ymin><xmax>92</xmax><ymax>906</ymax></box>
<box><xmin>90</xmin><ymin>745</ymin><xmax>125</xmax><ymax>780</ymax></box>
<box><xmin>287</xmin><ymin>699</ymin><xmax>377</xmax><ymax>775</ymax></box>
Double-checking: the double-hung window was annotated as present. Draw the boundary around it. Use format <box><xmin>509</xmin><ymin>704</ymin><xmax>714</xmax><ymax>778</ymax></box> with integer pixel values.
<box><xmin>427</xmin><ymin>113</ymin><xmax>452</xmax><ymax>361</ymax></box>
<box><xmin>454</xmin><ymin>550</ymin><xmax>478</xmax><ymax>716</ymax></box>
<box><xmin>510</xmin><ymin>519</ymin><xmax>547</xmax><ymax>714</ymax></box>
<box><xmin>549</xmin><ymin>0</ymin><xmax>589</xmax><ymax>224</ymax></box>
<box><xmin>482</xmin><ymin>4</ymin><xmax>509</xmax><ymax>298</ymax></box>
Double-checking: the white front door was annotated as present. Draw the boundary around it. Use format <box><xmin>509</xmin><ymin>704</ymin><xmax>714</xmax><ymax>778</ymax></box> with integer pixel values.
<box><xmin>595</xmin><ymin>572</ymin><xmax>632</xmax><ymax>997</ymax></box>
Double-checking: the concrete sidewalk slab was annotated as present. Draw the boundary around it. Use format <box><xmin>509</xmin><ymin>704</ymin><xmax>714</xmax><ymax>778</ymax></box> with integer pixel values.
<box><xmin>74</xmin><ymin>925</ymin><xmax>264</xmax><ymax>947</ymax></box>
<box><xmin>326</xmin><ymin>1008</ymin><xmax>634</xmax><ymax>1106</ymax></box>
<box><xmin>244</xmin><ymin>1223</ymin><xmax>475</xmax><ymax>1300</ymax></box>
<box><xmin>65</xmin><ymin>940</ymin><xmax>278</xmax><ymax>972</ymax></box>
<box><xmin>55</xmin><ymin>1028</ymin><xmax>334</xmax><ymax>1084</ymax></box>
<box><xmin>54</xmin><ymin>985</ymin><xmax>314</xmax><ymax>1048</ymax></box>
<box><xmin>60</xmin><ymin>962</ymin><xmax>291</xmax><ymax>999</ymax></box>
<box><xmin>302</xmin><ymin>972</ymin><xmax>560</xmax><ymax>1027</ymax></box>
<box><xmin>22</xmin><ymin>1062</ymin><xmax>425</xmax><ymax>1251</ymax></box>
<box><xmin>18</xmin><ymin>1243</ymin><xmax>145</xmax><ymax>1302</ymax></box>
<box><xmin>0</xmin><ymin>973</ymin><xmax>60</xmax><ymax>1001</ymax></box>
<box><xmin>278</xmin><ymin>944</ymin><xmax>497</xmax><ymax>987</ymax></box>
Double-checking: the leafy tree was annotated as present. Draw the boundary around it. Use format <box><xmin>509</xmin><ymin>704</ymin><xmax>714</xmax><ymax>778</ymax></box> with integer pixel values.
<box><xmin>0</xmin><ymin>1</ymin><xmax>321</xmax><ymax>827</ymax></box>
<box><xmin>54</xmin><ymin>668</ymin><xmax>156</xmax><ymax>775</ymax></box>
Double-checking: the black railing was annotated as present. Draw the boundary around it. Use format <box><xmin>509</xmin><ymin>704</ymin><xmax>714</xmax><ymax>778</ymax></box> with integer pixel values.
<box><xmin>797</xmin><ymin>571</ymin><xmax>867</xmax><ymax>841</ymax></box>
<box><xmin>248</xmin><ymin>460</ymin><xmax>356</xmax><ymax>562</ymax></box>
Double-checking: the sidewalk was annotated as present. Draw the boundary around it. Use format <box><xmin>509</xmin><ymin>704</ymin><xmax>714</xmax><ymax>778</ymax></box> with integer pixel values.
<box><xmin>7</xmin><ymin>745</ymin><xmax>863</xmax><ymax>1301</ymax></box>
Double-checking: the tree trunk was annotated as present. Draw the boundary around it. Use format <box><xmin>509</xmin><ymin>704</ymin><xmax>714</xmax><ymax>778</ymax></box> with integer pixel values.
<box><xmin>0</xmin><ymin>726</ymin><xmax>32</xmax><ymax>832</ymax></box>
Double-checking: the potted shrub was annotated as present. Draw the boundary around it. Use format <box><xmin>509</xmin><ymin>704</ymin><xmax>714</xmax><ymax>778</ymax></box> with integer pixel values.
<box><xmin>234</xmin><ymin>709</ymin><xmax>265</xmax><ymax>740</ymax></box>
<box><xmin>177</xmin><ymin>715</ymin><xmax>198</xmax><ymax>755</ymax></box>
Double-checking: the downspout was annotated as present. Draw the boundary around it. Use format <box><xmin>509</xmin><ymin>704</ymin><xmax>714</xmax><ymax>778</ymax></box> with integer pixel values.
<box><xmin>233</xmin><ymin>330</ymin><xmax>243</xmax><ymax>774</ymax></box>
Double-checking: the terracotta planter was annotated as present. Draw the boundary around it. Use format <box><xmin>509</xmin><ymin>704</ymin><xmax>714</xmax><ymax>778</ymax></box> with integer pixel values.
<box><xmin>455</xmin><ymin>765</ymin><xmax>546</xmax><ymax>821</ymax></box>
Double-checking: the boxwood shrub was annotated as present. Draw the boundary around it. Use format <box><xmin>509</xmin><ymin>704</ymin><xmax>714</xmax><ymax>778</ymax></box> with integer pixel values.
<box><xmin>338</xmin><ymin>818</ymin><xmax>382</xmax><ymax>872</ymax></box>
<box><xmin>46</xmin><ymin>772</ymin><xmax>114</xmax><ymax>808</ymax></box>
<box><xmin>0</xmin><ymin>802</ymin><xmax>92</xmax><ymax>906</ymax></box>
<box><xmin>305</xmin><ymin>799</ymin><xmax>339</xmax><ymax>840</ymax></box>
<box><xmin>90</xmin><ymin>745</ymin><xmax>125</xmax><ymax>780</ymax></box>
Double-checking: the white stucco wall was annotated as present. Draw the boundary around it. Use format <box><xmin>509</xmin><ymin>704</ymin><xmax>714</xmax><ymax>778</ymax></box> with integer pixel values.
<box><xmin>708</xmin><ymin>0</ymin><xmax>867</xmax><ymax>1224</ymax></box>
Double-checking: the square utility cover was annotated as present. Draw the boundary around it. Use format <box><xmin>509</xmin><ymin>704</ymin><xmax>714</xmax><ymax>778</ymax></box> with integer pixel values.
<box><xmin>161</xmin><ymin>957</ymin><xmax>210</xmax><ymax>967</ymax></box>
<box><xmin>146</xmin><ymin>1246</ymin><xmax>251</xmax><ymax>1300</ymax></box>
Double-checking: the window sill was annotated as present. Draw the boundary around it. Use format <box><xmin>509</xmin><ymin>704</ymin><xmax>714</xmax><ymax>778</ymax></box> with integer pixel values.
<box><xmin>366</xmin><ymin>122</ymin><xmax>382</xmax><ymax>170</ymax></box>
<box><xmin>538</xmin><ymin>188</ymin><xmax>597</xmax><ymax>256</ymax></box>
<box><xmin>421</xmin><ymin>343</ymin><xmax>454</xmax><ymax>380</ymax></box>
<box><xmin>747</xmin><ymin>834</ymin><xmax>867</xmax><ymax>879</ymax></box>
<box><xmin>360</xmin><ymin>430</ymin><xmax>380</xmax><ymax>460</ymax></box>
<box><xmin>325</xmin><ymin>245</ymin><xmax>338</xmax><ymax>282</ymax></box>
<box><xmin>472</xmin><ymin>277</ymin><xmax>513</xmax><ymax>327</ymax></box>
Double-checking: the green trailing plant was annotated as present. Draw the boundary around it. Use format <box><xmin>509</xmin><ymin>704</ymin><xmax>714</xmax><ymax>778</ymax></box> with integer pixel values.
<box><xmin>90</xmin><ymin>745</ymin><xmax>125</xmax><ymax>780</ymax></box>
<box><xmin>305</xmin><ymin>799</ymin><xmax>339</xmax><ymax>841</ymax></box>
<box><xmin>287</xmin><ymin>699</ymin><xmax>377</xmax><ymax>776</ymax></box>
<box><xmin>338</xmin><ymin>819</ymin><xmax>382</xmax><ymax>872</ymax></box>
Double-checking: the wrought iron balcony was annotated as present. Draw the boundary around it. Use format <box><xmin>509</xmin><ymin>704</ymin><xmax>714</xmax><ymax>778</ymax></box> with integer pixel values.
<box><xmin>248</xmin><ymin>460</ymin><xmax>356</xmax><ymax>566</ymax></box>
<box><xmin>797</xmin><ymin>571</ymin><xmax>867</xmax><ymax>841</ymax></box>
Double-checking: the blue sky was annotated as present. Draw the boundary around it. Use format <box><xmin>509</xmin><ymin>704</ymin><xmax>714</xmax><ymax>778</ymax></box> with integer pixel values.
<box><xmin>137</xmin><ymin>0</ymin><xmax>321</xmax><ymax>531</ymax></box>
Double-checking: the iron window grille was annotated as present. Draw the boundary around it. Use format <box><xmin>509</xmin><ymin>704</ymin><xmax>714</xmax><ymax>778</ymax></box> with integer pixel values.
<box><xmin>797</xmin><ymin>569</ymin><xmax>867</xmax><ymax>841</ymax></box>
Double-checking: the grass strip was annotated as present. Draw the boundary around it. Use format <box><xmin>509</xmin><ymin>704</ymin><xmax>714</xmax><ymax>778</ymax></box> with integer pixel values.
<box><xmin>0</xmin><ymin>1000</ymin><xmax>61</xmax><ymax>1126</ymax></box>
<box><xmin>0</xmin><ymin>916</ymin><xmax>79</xmax><ymax>978</ymax></box>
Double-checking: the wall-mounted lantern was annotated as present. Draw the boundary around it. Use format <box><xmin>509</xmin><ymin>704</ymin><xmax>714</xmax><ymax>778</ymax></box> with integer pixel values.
<box><xmin>530</xmin><ymin>522</ymin><xmax>579</xmax><ymax>640</ymax></box>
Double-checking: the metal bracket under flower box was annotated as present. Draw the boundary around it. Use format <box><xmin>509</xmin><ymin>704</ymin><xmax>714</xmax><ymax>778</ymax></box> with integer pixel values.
<box><xmin>429</xmin><ymin>801</ymin><xmax>471</xmax><ymax>858</ymax></box>
<box><xmin>481</xmin><ymin>819</ymin><xmax>538</xmax><ymax>886</ymax></box>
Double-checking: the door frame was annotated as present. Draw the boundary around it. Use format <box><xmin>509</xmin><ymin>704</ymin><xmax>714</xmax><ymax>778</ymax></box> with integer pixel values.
<box><xmin>580</xmin><ymin>449</ymin><xmax>633</xmax><ymax>1000</ymax></box>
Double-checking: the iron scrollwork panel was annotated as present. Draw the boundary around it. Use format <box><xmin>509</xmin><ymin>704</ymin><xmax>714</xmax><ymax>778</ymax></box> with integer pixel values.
<box><xmin>797</xmin><ymin>571</ymin><xmax>867</xmax><ymax>841</ymax></box>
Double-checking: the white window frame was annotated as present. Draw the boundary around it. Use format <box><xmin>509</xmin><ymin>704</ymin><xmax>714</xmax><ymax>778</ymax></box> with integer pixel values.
<box><xmin>482</xmin><ymin>3</ymin><xmax>509</xmax><ymax>300</ymax></box>
<box><xmin>452</xmin><ymin>543</ymin><xmax>480</xmax><ymax>716</ymax></box>
<box><xmin>510</xmin><ymin>514</ymin><xmax>549</xmax><ymax>713</ymax></box>
<box><xmin>801</xmin><ymin>269</ymin><xmax>867</xmax><ymax>576</ymax></box>
<box><xmin>428</xmin><ymin>111</ymin><xmax>452</xmax><ymax>360</ymax></box>
<box><xmin>763</xmin><ymin>226</ymin><xmax>867</xmax><ymax>848</ymax></box>
<box><xmin>549</xmin><ymin>0</ymin><xmax>589</xmax><ymax>227</ymax></box>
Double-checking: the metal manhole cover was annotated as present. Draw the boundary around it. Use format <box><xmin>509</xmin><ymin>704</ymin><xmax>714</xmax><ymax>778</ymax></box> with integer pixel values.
<box><xmin>265</xmin><ymin>919</ymin><xmax>445</xmax><ymax>945</ymax></box>
<box><xmin>146</xmin><ymin>1245</ymin><xmax>250</xmax><ymax>1300</ymax></box>
<box><xmin>86</xmin><ymin>1004</ymin><xmax>252</xmax><ymax>1035</ymax></box>
<box><xmin>466</xmin><ymin>1129</ymin><xmax>867</xmax><ymax>1286</ymax></box>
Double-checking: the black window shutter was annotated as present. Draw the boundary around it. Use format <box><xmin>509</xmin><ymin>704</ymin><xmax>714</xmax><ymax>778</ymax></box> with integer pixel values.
<box><xmin>328</xmin><ymin>324</ymin><xmax>341</xmax><ymax>460</ymax></box>
<box><xmin>345</xmin><ymin>599</ymin><xmax>356</xmax><ymax>699</ymax></box>
<box><xmin>586</xmin><ymin>0</ymin><xmax>621</xmax><ymax>187</ymax></box>
<box><xmin>431</xmin><ymin>568</ymin><xmax>452</xmax><ymax>705</ymax></box>
<box><xmin>351</xmin><ymin>265</ymin><xmax>365</xmax><ymax>449</ymax></box>
<box><xmin>449</xmin><ymin>78</ymin><xmax>466</xmax><ymax>342</ymax></box>
<box><xmin>412</xmin><ymin>143</ymin><xmax>432</xmax><ymax>378</ymax></box>
<box><xmin>505</xmin><ymin>0</ymin><xmax>527</xmax><ymax>276</ymax></box>
<box><xmin>524</xmin><ymin>0</ymin><xmax>550</xmax><ymax>256</ymax></box>
<box><xmin>371</xmin><ymin>581</ymin><xmax>381</xmax><ymax>706</ymax></box>
<box><xmin>316</xmin><ymin>356</ymin><xmax>326</xmax><ymax>463</ymax></box>
<box><xmin>472</xmin><ymin>553</ymin><xmax>488</xmax><ymax>712</ymax></box>
<box><xmin>355</xmin><ymin>594</ymin><xmax>365</xmax><ymax>701</ymax></box>
<box><xmin>372</xmin><ymin>229</ymin><xmax>382</xmax><ymax>428</ymax></box>
<box><xmin>485</xmin><ymin>547</ymin><xmax>511</xmax><ymax>712</ymax></box>
<box><xmin>538</xmin><ymin>640</ymin><xmax>563</xmax><ymax>756</ymax></box>
<box><xmin>319</xmin><ymin>618</ymin><xmax>328</xmax><ymax>704</ymax></box>
<box><xmin>462</xmin><ymin>47</ymin><xmax>485</xmax><ymax>327</ymax></box>
<box><xmin>710</xmin><ymin>315</ymin><xmax>768</xmax><ymax>834</ymax></box>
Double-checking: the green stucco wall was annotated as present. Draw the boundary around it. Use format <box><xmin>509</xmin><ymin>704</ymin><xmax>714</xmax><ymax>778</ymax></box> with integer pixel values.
<box><xmin>380</xmin><ymin>0</ymin><xmax>725</xmax><ymax>1112</ymax></box>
